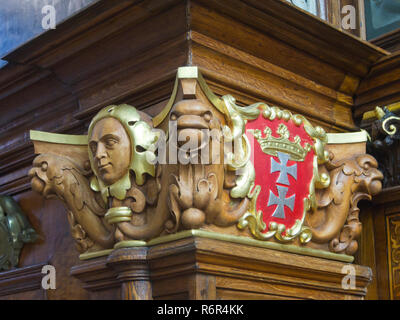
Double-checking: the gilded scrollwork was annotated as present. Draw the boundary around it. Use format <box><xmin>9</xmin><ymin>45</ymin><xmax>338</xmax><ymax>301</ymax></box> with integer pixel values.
<box><xmin>222</xmin><ymin>95</ymin><xmax>260</xmax><ymax>198</ymax></box>
<box><xmin>366</xmin><ymin>106</ymin><xmax>400</xmax><ymax>188</ymax></box>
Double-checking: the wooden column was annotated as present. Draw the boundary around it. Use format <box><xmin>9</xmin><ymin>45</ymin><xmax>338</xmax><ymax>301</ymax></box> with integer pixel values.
<box><xmin>107</xmin><ymin>247</ymin><xmax>152</xmax><ymax>300</ymax></box>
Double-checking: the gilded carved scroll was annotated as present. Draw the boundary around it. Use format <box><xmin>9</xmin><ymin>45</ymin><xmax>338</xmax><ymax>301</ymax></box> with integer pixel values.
<box><xmin>29</xmin><ymin>66</ymin><xmax>382</xmax><ymax>259</ymax></box>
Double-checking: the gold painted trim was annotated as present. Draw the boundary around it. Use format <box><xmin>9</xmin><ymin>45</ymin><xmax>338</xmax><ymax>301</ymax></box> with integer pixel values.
<box><xmin>362</xmin><ymin>102</ymin><xmax>400</xmax><ymax>121</ymax></box>
<box><xmin>382</xmin><ymin>116</ymin><xmax>400</xmax><ymax>136</ymax></box>
<box><xmin>152</xmin><ymin>76</ymin><xmax>179</xmax><ymax>127</ymax></box>
<box><xmin>114</xmin><ymin>239</ymin><xmax>147</xmax><ymax>248</ymax></box>
<box><xmin>327</xmin><ymin>131</ymin><xmax>367</xmax><ymax>144</ymax></box>
<box><xmin>152</xmin><ymin>66</ymin><xmax>226</xmax><ymax>127</ymax></box>
<box><xmin>30</xmin><ymin>130</ymin><xmax>88</xmax><ymax>145</ymax></box>
<box><xmin>105</xmin><ymin>206</ymin><xmax>133</xmax><ymax>224</ymax></box>
<box><xmin>389</xmin><ymin>103</ymin><xmax>400</xmax><ymax>113</ymax></box>
<box><xmin>177</xmin><ymin>66</ymin><xmax>198</xmax><ymax>78</ymax></box>
<box><xmin>114</xmin><ymin>229</ymin><xmax>353</xmax><ymax>263</ymax></box>
<box><xmin>198</xmin><ymin>71</ymin><xmax>226</xmax><ymax>115</ymax></box>
<box><xmin>222</xmin><ymin>95</ymin><xmax>260</xmax><ymax>198</ymax></box>
<box><xmin>79</xmin><ymin>249</ymin><xmax>113</xmax><ymax>261</ymax></box>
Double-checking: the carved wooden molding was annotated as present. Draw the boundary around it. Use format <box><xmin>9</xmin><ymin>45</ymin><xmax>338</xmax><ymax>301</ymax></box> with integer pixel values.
<box><xmin>371</xmin><ymin>28</ymin><xmax>400</xmax><ymax>53</ymax></box>
<box><xmin>29</xmin><ymin>66</ymin><xmax>382</xmax><ymax>261</ymax></box>
<box><xmin>0</xmin><ymin>263</ymin><xmax>46</xmax><ymax>297</ymax></box>
<box><xmin>71</xmin><ymin>234</ymin><xmax>372</xmax><ymax>300</ymax></box>
<box><xmin>70</xmin><ymin>258</ymin><xmax>119</xmax><ymax>292</ymax></box>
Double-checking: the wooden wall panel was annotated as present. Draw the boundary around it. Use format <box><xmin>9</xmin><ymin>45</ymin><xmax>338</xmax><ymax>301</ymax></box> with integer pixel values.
<box><xmin>0</xmin><ymin>191</ymin><xmax>92</xmax><ymax>299</ymax></box>
<box><xmin>354</xmin><ymin>53</ymin><xmax>400</xmax><ymax>122</ymax></box>
<box><xmin>386</xmin><ymin>213</ymin><xmax>400</xmax><ymax>299</ymax></box>
<box><xmin>357</xmin><ymin>203</ymin><xmax>379</xmax><ymax>300</ymax></box>
<box><xmin>359</xmin><ymin>189</ymin><xmax>400</xmax><ymax>300</ymax></box>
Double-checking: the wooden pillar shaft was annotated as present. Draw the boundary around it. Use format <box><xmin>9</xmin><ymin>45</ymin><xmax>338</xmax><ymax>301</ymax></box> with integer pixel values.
<box><xmin>121</xmin><ymin>280</ymin><xmax>152</xmax><ymax>300</ymax></box>
<box><xmin>107</xmin><ymin>247</ymin><xmax>152</xmax><ymax>300</ymax></box>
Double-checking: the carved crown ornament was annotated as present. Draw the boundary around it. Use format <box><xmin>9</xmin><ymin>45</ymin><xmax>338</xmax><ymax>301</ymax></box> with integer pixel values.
<box><xmin>29</xmin><ymin>66</ymin><xmax>383</xmax><ymax>261</ymax></box>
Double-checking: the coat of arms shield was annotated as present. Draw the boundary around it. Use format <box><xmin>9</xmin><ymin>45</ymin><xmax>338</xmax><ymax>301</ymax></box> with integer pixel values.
<box><xmin>239</xmin><ymin>105</ymin><xmax>330</xmax><ymax>243</ymax></box>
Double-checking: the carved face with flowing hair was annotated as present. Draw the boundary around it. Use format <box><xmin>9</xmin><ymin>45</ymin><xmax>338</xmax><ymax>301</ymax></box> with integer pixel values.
<box><xmin>88</xmin><ymin>104</ymin><xmax>158</xmax><ymax>203</ymax></box>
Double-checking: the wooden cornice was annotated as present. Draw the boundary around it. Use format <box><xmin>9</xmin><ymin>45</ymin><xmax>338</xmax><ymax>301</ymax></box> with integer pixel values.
<box><xmin>0</xmin><ymin>263</ymin><xmax>46</xmax><ymax>297</ymax></box>
<box><xmin>196</xmin><ymin>0</ymin><xmax>387</xmax><ymax>76</ymax></box>
<box><xmin>371</xmin><ymin>28</ymin><xmax>400</xmax><ymax>53</ymax></box>
<box><xmin>354</xmin><ymin>52</ymin><xmax>400</xmax><ymax>121</ymax></box>
<box><xmin>373</xmin><ymin>185</ymin><xmax>400</xmax><ymax>206</ymax></box>
<box><xmin>70</xmin><ymin>258</ymin><xmax>119</xmax><ymax>292</ymax></box>
<box><xmin>3</xmin><ymin>1</ymin><xmax>152</xmax><ymax>66</ymax></box>
<box><xmin>3</xmin><ymin>0</ymin><xmax>387</xmax><ymax>71</ymax></box>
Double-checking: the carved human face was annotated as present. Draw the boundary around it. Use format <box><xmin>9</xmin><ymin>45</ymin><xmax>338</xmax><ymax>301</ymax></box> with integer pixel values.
<box><xmin>89</xmin><ymin>117</ymin><xmax>131</xmax><ymax>186</ymax></box>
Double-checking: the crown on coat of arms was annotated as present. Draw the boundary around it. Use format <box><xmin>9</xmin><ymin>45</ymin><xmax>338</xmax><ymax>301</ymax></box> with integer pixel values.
<box><xmin>251</xmin><ymin>124</ymin><xmax>311</xmax><ymax>162</ymax></box>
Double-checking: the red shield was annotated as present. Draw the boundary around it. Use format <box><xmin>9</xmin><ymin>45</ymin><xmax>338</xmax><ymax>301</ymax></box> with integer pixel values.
<box><xmin>245</xmin><ymin>108</ymin><xmax>315</xmax><ymax>240</ymax></box>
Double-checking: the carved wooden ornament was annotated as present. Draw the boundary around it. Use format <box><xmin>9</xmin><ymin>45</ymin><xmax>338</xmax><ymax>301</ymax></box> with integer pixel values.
<box><xmin>0</xmin><ymin>195</ymin><xmax>38</xmax><ymax>270</ymax></box>
<box><xmin>29</xmin><ymin>66</ymin><xmax>383</xmax><ymax>259</ymax></box>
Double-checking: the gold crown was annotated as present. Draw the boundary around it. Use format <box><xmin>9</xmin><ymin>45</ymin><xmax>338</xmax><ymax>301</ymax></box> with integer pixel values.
<box><xmin>252</xmin><ymin>124</ymin><xmax>311</xmax><ymax>161</ymax></box>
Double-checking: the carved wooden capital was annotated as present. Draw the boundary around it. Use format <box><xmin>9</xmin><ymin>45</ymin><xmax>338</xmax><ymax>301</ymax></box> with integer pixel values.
<box><xmin>29</xmin><ymin>66</ymin><xmax>382</xmax><ymax>261</ymax></box>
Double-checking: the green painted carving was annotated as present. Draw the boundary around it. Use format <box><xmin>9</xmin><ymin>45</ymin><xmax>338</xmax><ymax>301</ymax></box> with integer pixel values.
<box><xmin>0</xmin><ymin>195</ymin><xmax>38</xmax><ymax>270</ymax></box>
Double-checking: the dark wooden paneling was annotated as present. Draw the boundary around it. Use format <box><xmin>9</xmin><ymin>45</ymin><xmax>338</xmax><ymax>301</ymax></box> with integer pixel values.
<box><xmin>372</xmin><ymin>29</ymin><xmax>400</xmax><ymax>53</ymax></box>
<box><xmin>354</xmin><ymin>52</ymin><xmax>400</xmax><ymax>121</ymax></box>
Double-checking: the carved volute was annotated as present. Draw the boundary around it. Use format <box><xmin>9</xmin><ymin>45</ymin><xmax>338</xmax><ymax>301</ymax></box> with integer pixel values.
<box><xmin>29</xmin><ymin>66</ymin><xmax>383</xmax><ymax>262</ymax></box>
